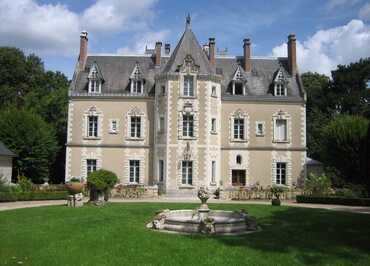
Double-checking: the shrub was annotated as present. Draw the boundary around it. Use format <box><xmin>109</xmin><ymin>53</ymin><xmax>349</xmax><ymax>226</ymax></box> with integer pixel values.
<box><xmin>87</xmin><ymin>169</ymin><xmax>118</xmax><ymax>191</ymax></box>
<box><xmin>0</xmin><ymin>191</ymin><xmax>68</xmax><ymax>202</ymax></box>
<box><xmin>17</xmin><ymin>175</ymin><xmax>33</xmax><ymax>192</ymax></box>
<box><xmin>271</xmin><ymin>185</ymin><xmax>288</xmax><ymax>199</ymax></box>
<box><xmin>69</xmin><ymin>177</ymin><xmax>81</xmax><ymax>183</ymax></box>
<box><xmin>296</xmin><ymin>195</ymin><xmax>370</xmax><ymax>207</ymax></box>
<box><xmin>304</xmin><ymin>173</ymin><xmax>332</xmax><ymax>196</ymax></box>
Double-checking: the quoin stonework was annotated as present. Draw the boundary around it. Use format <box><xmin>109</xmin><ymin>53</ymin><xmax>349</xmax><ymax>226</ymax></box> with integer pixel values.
<box><xmin>66</xmin><ymin>16</ymin><xmax>307</xmax><ymax>197</ymax></box>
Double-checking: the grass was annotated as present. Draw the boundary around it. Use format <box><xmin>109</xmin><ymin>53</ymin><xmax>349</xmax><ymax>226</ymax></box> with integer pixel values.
<box><xmin>0</xmin><ymin>203</ymin><xmax>370</xmax><ymax>266</ymax></box>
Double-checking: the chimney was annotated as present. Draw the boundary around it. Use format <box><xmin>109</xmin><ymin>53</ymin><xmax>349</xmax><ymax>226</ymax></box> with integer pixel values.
<box><xmin>79</xmin><ymin>31</ymin><xmax>88</xmax><ymax>70</ymax></box>
<box><xmin>164</xmin><ymin>43</ymin><xmax>170</xmax><ymax>55</ymax></box>
<box><xmin>155</xmin><ymin>41</ymin><xmax>162</xmax><ymax>67</ymax></box>
<box><xmin>243</xmin><ymin>38</ymin><xmax>251</xmax><ymax>72</ymax></box>
<box><xmin>288</xmin><ymin>34</ymin><xmax>297</xmax><ymax>75</ymax></box>
<box><xmin>208</xmin><ymin>38</ymin><xmax>215</xmax><ymax>66</ymax></box>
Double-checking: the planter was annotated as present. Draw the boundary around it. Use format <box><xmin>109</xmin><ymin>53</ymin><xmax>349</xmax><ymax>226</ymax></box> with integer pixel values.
<box><xmin>65</xmin><ymin>182</ymin><xmax>85</xmax><ymax>195</ymax></box>
<box><xmin>271</xmin><ymin>198</ymin><xmax>281</xmax><ymax>206</ymax></box>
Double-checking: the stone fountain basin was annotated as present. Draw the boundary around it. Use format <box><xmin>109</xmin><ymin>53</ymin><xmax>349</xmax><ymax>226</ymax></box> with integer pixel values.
<box><xmin>152</xmin><ymin>209</ymin><xmax>257</xmax><ymax>235</ymax></box>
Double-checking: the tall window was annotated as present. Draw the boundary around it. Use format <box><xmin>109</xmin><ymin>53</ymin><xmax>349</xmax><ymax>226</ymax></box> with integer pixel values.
<box><xmin>276</xmin><ymin>162</ymin><xmax>286</xmax><ymax>185</ymax></box>
<box><xmin>274</xmin><ymin>119</ymin><xmax>287</xmax><ymax>141</ymax></box>
<box><xmin>233</xmin><ymin>118</ymin><xmax>244</xmax><ymax>140</ymax></box>
<box><xmin>182</xmin><ymin>161</ymin><xmax>193</xmax><ymax>185</ymax></box>
<box><xmin>183</xmin><ymin>114</ymin><xmax>194</xmax><ymax>137</ymax></box>
<box><xmin>211</xmin><ymin>86</ymin><xmax>217</xmax><ymax>97</ymax></box>
<box><xmin>183</xmin><ymin>75</ymin><xmax>194</xmax><ymax>96</ymax></box>
<box><xmin>86</xmin><ymin>159</ymin><xmax>97</xmax><ymax>176</ymax></box>
<box><xmin>88</xmin><ymin>115</ymin><xmax>98</xmax><ymax>137</ymax></box>
<box><xmin>275</xmin><ymin>84</ymin><xmax>286</xmax><ymax>96</ymax></box>
<box><xmin>211</xmin><ymin>118</ymin><xmax>216</xmax><ymax>132</ymax></box>
<box><xmin>132</xmin><ymin>80</ymin><xmax>142</xmax><ymax>94</ymax></box>
<box><xmin>159</xmin><ymin>160</ymin><xmax>164</xmax><ymax>182</ymax></box>
<box><xmin>236</xmin><ymin>155</ymin><xmax>242</xmax><ymax>164</ymax></box>
<box><xmin>211</xmin><ymin>161</ymin><xmax>216</xmax><ymax>183</ymax></box>
<box><xmin>130</xmin><ymin>116</ymin><xmax>141</xmax><ymax>138</ymax></box>
<box><xmin>89</xmin><ymin>80</ymin><xmax>100</xmax><ymax>93</ymax></box>
<box><xmin>256</xmin><ymin>122</ymin><xmax>264</xmax><ymax>136</ymax></box>
<box><xmin>129</xmin><ymin>160</ymin><xmax>140</xmax><ymax>183</ymax></box>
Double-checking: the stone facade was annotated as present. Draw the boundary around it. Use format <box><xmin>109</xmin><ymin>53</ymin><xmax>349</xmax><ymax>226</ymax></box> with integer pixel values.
<box><xmin>66</xmin><ymin>18</ymin><xmax>306</xmax><ymax>197</ymax></box>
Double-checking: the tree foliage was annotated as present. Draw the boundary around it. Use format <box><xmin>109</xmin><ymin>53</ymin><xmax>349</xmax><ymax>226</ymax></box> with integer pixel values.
<box><xmin>0</xmin><ymin>47</ymin><xmax>69</xmax><ymax>183</ymax></box>
<box><xmin>0</xmin><ymin>108</ymin><xmax>58</xmax><ymax>183</ymax></box>
<box><xmin>87</xmin><ymin>169</ymin><xmax>118</xmax><ymax>191</ymax></box>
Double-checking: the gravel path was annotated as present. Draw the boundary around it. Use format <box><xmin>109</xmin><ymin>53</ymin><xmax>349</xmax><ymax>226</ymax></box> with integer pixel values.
<box><xmin>1</xmin><ymin>198</ymin><xmax>369</xmax><ymax>214</ymax></box>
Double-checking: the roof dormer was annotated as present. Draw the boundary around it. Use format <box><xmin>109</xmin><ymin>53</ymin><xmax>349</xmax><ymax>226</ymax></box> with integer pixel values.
<box><xmin>88</xmin><ymin>62</ymin><xmax>103</xmax><ymax>94</ymax></box>
<box><xmin>228</xmin><ymin>65</ymin><xmax>247</xmax><ymax>95</ymax></box>
<box><xmin>273</xmin><ymin>66</ymin><xmax>289</xmax><ymax>96</ymax></box>
<box><xmin>129</xmin><ymin>62</ymin><xmax>145</xmax><ymax>95</ymax></box>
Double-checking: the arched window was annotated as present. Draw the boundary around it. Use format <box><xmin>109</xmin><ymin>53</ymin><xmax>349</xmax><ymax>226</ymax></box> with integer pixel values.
<box><xmin>236</xmin><ymin>155</ymin><xmax>242</xmax><ymax>164</ymax></box>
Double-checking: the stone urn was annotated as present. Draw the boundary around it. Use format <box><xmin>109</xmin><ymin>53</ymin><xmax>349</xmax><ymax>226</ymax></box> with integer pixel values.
<box><xmin>65</xmin><ymin>182</ymin><xmax>85</xmax><ymax>195</ymax></box>
<box><xmin>198</xmin><ymin>187</ymin><xmax>210</xmax><ymax>209</ymax></box>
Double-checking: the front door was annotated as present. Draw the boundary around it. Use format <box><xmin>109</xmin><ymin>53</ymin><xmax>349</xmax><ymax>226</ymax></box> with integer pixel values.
<box><xmin>232</xmin><ymin>170</ymin><xmax>246</xmax><ymax>186</ymax></box>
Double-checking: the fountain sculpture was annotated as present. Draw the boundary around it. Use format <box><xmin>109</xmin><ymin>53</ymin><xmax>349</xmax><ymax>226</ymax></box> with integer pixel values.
<box><xmin>146</xmin><ymin>187</ymin><xmax>259</xmax><ymax>235</ymax></box>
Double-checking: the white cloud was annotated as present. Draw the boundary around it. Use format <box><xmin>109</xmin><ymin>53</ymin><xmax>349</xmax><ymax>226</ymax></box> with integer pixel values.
<box><xmin>0</xmin><ymin>0</ymin><xmax>80</xmax><ymax>56</ymax></box>
<box><xmin>117</xmin><ymin>30</ymin><xmax>170</xmax><ymax>54</ymax></box>
<box><xmin>81</xmin><ymin>0</ymin><xmax>157</xmax><ymax>33</ymax></box>
<box><xmin>0</xmin><ymin>0</ymin><xmax>161</xmax><ymax>56</ymax></box>
<box><xmin>359</xmin><ymin>2</ymin><xmax>370</xmax><ymax>21</ymax></box>
<box><xmin>271</xmin><ymin>19</ymin><xmax>370</xmax><ymax>76</ymax></box>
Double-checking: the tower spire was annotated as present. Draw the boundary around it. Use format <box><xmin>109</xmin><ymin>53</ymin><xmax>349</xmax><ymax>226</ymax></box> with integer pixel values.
<box><xmin>186</xmin><ymin>13</ymin><xmax>191</xmax><ymax>29</ymax></box>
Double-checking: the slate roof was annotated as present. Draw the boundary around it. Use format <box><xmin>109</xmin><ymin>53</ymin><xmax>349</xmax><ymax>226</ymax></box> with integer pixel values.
<box><xmin>70</xmin><ymin>21</ymin><xmax>304</xmax><ymax>100</ymax></box>
<box><xmin>0</xmin><ymin>142</ymin><xmax>16</xmax><ymax>157</ymax></box>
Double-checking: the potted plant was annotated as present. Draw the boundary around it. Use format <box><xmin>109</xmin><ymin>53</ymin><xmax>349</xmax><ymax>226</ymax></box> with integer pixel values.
<box><xmin>65</xmin><ymin>177</ymin><xmax>85</xmax><ymax>195</ymax></box>
<box><xmin>87</xmin><ymin>169</ymin><xmax>118</xmax><ymax>205</ymax></box>
<box><xmin>271</xmin><ymin>185</ymin><xmax>288</xmax><ymax>206</ymax></box>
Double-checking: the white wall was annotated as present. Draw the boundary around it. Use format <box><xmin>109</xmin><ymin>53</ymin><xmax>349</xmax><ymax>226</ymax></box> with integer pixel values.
<box><xmin>0</xmin><ymin>156</ymin><xmax>13</xmax><ymax>183</ymax></box>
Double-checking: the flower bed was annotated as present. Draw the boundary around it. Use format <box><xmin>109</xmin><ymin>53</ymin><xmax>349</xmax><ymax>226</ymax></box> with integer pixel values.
<box><xmin>296</xmin><ymin>195</ymin><xmax>370</xmax><ymax>206</ymax></box>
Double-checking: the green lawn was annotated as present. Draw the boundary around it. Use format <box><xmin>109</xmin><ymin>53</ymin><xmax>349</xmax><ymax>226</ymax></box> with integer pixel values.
<box><xmin>0</xmin><ymin>203</ymin><xmax>369</xmax><ymax>266</ymax></box>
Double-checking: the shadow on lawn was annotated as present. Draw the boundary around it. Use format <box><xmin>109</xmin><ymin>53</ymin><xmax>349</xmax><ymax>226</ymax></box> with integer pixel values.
<box><xmin>188</xmin><ymin>207</ymin><xmax>370</xmax><ymax>265</ymax></box>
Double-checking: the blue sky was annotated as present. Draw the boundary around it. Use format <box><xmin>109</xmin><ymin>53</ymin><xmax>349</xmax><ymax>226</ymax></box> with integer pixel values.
<box><xmin>0</xmin><ymin>0</ymin><xmax>369</xmax><ymax>78</ymax></box>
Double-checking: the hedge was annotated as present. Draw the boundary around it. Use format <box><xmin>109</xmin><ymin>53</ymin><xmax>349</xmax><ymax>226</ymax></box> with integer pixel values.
<box><xmin>0</xmin><ymin>191</ymin><xmax>68</xmax><ymax>202</ymax></box>
<box><xmin>296</xmin><ymin>195</ymin><xmax>370</xmax><ymax>206</ymax></box>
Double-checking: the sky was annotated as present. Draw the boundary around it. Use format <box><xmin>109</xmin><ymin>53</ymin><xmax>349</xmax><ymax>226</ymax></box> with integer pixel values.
<box><xmin>0</xmin><ymin>0</ymin><xmax>369</xmax><ymax>78</ymax></box>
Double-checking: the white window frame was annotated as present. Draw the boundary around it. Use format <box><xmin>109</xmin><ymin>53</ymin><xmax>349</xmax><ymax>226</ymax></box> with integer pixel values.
<box><xmin>211</xmin><ymin>86</ymin><xmax>217</xmax><ymax>97</ymax></box>
<box><xmin>109</xmin><ymin>119</ymin><xmax>119</xmax><ymax>134</ymax></box>
<box><xmin>255</xmin><ymin>121</ymin><xmax>265</xmax><ymax>136</ymax></box>
<box><xmin>274</xmin><ymin>83</ymin><xmax>286</xmax><ymax>96</ymax></box>
<box><xmin>86</xmin><ymin>159</ymin><xmax>97</xmax><ymax>176</ymax></box>
<box><xmin>87</xmin><ymin>115</ymin><xmax>98</xmax><ymax>138</ymax></box>
<box><xmin>211</xmin><ymin>161</ymin><xmax>216</xmax><ymax>184</ymax></box>
<box><xmin>130</xmin><ymin>116</ymin><xmax>141</xmax><ymax>138</ymax></box>
<box><xmin>183</xmin><ymin>75</ymin><xmax>194</xmax><ymax>97</ymax></box>
<box><xmin>274</xmin><ymin>119</ymin><xmax>288</xmax><ymax>142</ymax></box>
<box><xmin>275</xmin><ymin>162</ymin><xmax>287</xmax><ymax>185</ymax></box>
<box><xmin>131</xmin><ymin>80</ymin><xmax>143</xmax><ymax>94</ymax></box>
<box><xmin>182</xmin><ymin>114</ymin><xmax>194</xmax><ymax>137</ymax></box>
<box><xmin>129</xmin><ymin>160</ymin><xmax>140</xmax><ymax>183</ymax></box>
<box><xmin>233</xmin><ymin>118</ymin><xmax>245</xmax><ymax>140</ymax></box>
<box><xmin>126</xmin><ymin>107</ymin><xmax>145</xmax><ymax>141</ymax></box>
<box><xmin>181</xmin><ymin>160</ymin><xmax>193</xmax><ymax>185</ymax></box>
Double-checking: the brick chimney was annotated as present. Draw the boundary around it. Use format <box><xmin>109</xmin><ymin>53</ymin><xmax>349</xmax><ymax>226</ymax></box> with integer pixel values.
<box><xmin>155</xmin><ymin>41</ymin><xmax>162</xmax><ymax>67</ymax></box>
<box><xmin>208</xmin><ymin>38</ymin><xmax>215</xmax><ymax>66</ymax></box>
<box><xmin>288</xmin><ymin>34</ymin><xmax>297</xmax><ymax>75</ymax></box>
<box><xmin>243</xmin><ymin>38</ymin><xmax>251</xmax><ymax>73</ymax></box>
<box><xmin>79</xmin><ymin>31</ymin><xmax>88</xmax><ymax>70</ymax></box>
<box><xmin>164</xmin><ymin>43</ymin><xmax>170</xmax><ymax>55</ymax></box>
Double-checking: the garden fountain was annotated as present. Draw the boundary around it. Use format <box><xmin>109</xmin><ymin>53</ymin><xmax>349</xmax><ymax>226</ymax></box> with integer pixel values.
<box><xmin>147</xmin><ymin>187</ymin><xmax>259</xmax><ymax>235</ymax></box>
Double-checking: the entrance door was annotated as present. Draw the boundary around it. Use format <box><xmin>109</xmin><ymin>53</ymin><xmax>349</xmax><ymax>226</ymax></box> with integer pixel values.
<box><xmin>232</xmin><ymin>170</ymin><xmax>246</xmax><ymax>186</ymax></box>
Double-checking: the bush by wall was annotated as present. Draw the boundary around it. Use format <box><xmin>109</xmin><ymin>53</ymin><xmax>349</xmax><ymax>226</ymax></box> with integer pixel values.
<box><xmin>296</xmin><ymin>195</ymin><xmax>370</xmax><ymax>206</ymax></box>
<box><xmin>0</xmin><ymin>191</ymin><xmax>68</xmax><ymax>202</ymax></box>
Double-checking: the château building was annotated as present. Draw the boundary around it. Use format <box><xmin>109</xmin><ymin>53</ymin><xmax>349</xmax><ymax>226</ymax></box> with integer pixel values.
<box><xmin>66</xmin><ymin>16</ymin><xmax>306</xmax><ymax>197</ymax></box>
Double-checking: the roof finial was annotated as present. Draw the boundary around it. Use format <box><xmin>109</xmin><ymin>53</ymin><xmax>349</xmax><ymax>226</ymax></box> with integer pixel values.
<box><xmin>186</xmin><ymin>13</ymin><xmax>191</xmax><ymax>29</ymax></box>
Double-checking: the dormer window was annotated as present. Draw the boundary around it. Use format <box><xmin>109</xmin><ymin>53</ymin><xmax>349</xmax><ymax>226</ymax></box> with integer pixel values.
<box><xmin>130</xmin><ymin>63</ymin><xmax>144</xmax><ymax>95</ymax></box>
<box><xmin>273</xmin><ymin>67</ymin><xmax>288</xmax><ymax>96</ymax></box>
<box><xmin>230</xmin><ymin>66</ymin><xmax>246</xmax><ymax>95</ymax></box>
<box><xmin>88</xmin><ymin>63</ymin><xmax>103</xmax><ymax>94</ymax></box>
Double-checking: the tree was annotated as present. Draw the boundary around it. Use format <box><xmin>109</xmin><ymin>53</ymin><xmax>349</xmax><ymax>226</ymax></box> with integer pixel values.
<box><xmin>321</xmin><ymin>115</ymin><xmax>369</xmax><ymax>188</ymax></box>
<box><xmin>0</xmin><ymin>108</ymin><xmax>58</xmax><ymax>183</ymax></box>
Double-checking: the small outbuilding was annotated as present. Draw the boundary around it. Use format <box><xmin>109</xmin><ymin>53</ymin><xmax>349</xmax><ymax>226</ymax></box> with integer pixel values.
<box><xmin>0</xmin><ymin>142</ymin><xmax>16</xmax><ymax>183</ymax></box>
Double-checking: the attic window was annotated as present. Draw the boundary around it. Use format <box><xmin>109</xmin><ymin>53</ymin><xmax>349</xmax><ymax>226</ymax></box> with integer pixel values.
<box><xmin>275</xmin><ymin>84</ymin><xmax>286</xmax><ymax>96</ymax></box>
<box><xmin>131</xmin><ymin>80</ymin><xmax>142</xmax><ymax>94</ymax></box>
<box><xmin>273</xmin><ymin>68</ymin><xmax>288</xmax><ymax>96</ymax></box>
<box><xmin>88</xmin><ymin>65</ymin><xmax>102</xmax><ymax>94</ymax></box>
<box><xmin>234</xmin><ymin>82</ymin><xmax>244</xmax><ymax>95</ymax></box>
<box><xmin>130</xmin><ymin>63</ymin><xmax>144</xmax><ymax>95</ymax></box>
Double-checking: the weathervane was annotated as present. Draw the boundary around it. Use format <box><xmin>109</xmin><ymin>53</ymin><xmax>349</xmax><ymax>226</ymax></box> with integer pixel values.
<box><xmin>186</xmin><ymin>13</ymin><xmax>191</xmax><ymax>29</ymax></box>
